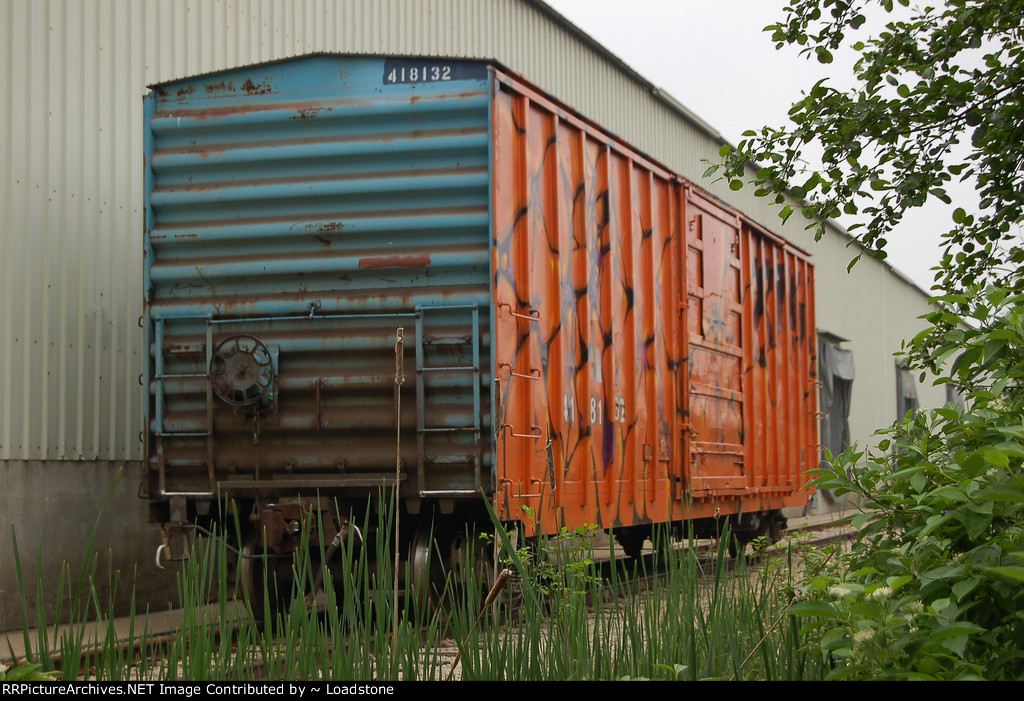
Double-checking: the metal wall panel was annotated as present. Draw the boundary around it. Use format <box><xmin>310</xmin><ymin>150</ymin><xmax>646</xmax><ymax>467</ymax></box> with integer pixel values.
<box><xmin>2</xmin><ymin>0</ymin><xmax>146</xmax><ymax>460</ymax></box>
<box><xmin>0</xmin><ymin>0</ymin><xmax>942</xmax><ymax>466</ymax></box>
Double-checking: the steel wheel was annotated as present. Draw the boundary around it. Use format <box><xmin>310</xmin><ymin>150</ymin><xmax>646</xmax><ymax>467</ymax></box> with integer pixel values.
<box><xmin>408</xmin><ymin>519</ymin><xmax>502</xmax><ymax>616</ymax></box>
<box><xmin>239</xmin><ymin>530</ymin><xmax>292</xmax><ymax>623</ymax></box>
<box><xmin>408</xmin><ymin>519</ymin><xmax>448</xmax><ymax>615</ymax></box>
<box><xmin>614</xmin><ymin>526</ymin><xmax>649</xmax><ymax>559</ymax></box>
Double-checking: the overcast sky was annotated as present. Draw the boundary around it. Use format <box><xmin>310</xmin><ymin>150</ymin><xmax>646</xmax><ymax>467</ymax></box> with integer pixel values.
<box><xmin>544</xmin><ymin>0</ymin><xmax>950</xmax><ymax>292</ymax></box>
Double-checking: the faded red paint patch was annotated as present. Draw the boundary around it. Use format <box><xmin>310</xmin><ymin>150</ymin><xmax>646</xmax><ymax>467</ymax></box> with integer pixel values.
<box><xmin>358</xmin><ymin>254</ymin><xmax>431</xmax><ymax>269</ymax></box>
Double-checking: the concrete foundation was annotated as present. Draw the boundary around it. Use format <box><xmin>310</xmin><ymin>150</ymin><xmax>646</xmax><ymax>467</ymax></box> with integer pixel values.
<box><xmin>0</xmin><ymin>460</ymin><xmax>177</xmax><ymax>632</ymax></box>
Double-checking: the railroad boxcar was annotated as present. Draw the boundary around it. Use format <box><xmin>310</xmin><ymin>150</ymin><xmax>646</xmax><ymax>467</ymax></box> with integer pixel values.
<box><xmin>143</xmin><ymin>55</ymin><xmax>817</xmax><ymax>592</ymax></box>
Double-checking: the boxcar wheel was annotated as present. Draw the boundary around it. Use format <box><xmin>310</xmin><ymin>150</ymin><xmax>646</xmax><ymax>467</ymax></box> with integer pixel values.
<box><xmin>408</xmin><ymin>519</ymin><xmax>451</xmax><ymax>616</ymax></box>
<box><xmin>409</xmin><ymin>519</ymin><xmax>503</xmax><ymax>616</ymax></box>
<box><xmin>769</xmin><ymin>513</ymin><xmax>787</xmax><ymax>544</ymax></box>
<box><xmin>239</xmin><ymin>532</ymin><xmax>292</xmax><ymax>623</ymax></box>
<box><xmin>728</xmin><ymin>533</ymin><xmax>753</xmax><ymax>559</ymax></box>
<box><xmin>614</xmin><ymin>527</ymin><xmax>648</xmax><ymax>560</ymax></box>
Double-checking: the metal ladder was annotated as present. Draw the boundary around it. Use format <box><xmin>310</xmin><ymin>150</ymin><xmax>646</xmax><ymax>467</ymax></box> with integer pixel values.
<box><xmin>152</xmin><ymin>315</ymin><xmax>216</xmax><ymax>497</ymax></box>
<box><xmin>414</xmin><ymin>304</ymin><xmax>481</xmax><ymax>498</ymax></box>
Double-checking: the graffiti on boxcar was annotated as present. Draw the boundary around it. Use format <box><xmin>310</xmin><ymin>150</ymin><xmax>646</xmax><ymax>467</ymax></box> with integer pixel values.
<box><xmin>489</xmin><ymin>71</ymin><xmax>814</xmax><ymax>535</ymax></box>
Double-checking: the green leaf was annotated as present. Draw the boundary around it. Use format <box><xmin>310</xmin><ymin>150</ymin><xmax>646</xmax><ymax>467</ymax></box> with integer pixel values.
<box><xmin>974</xmin><ymin>485</ymin><xmax>1024</xmax><ymax>503</ymax></box>
<box><xmin>887</xmin><ymin>575</ymin><xmax>914</xmax><ymax>591</ymax></box>
<box><xmin>718</xmin><ymin>143</ymin><xmax>732</xmax><ymax>157</ymax></box>
<box><xmin>789</xmin><ymin>600</ymin><xmax>841</xmax><ymax>618</ymax></box>
<box><xmin>982</xmin><ymin>447</ymin><xmax>1009</xmax><ymax>468</ymax></box>
<box><xmin>928</xmin><ymin>486</ymin><xmax>966</xmax><ymax>503</ymax></box>
<box><xmin>921</xmin><ymin>564</ymin><xmax>964</xmax><ymax>585</ymax></box>
<box><xmin>930</xmin><ymin>622</ymin><xmax>985</xmax><ymax>639</ymax></box>
<box><xmin>951</xmin><ymin>576</ymin><xmax>980</xmax><ymax>601</ymax></box>
<box><xmin>941</xmin><ymin>635</ymin><xmax>970</xmax><ymax>657</ymax></box>
<box><xmin>820</xmin><ymin>628</ymin><xmax>849</xmax><ymax>650</ymax></box>
<box><xmin>986</xmin><ymin>566</ymin><xmax>1024</xmax><ymax>582</ymax></box>
<box><xmin>729</xmin><ymin>179</ymin><xmax>744</xmax><ymax>191</ymax></box>
<box><xmin>851</xmin><ymin>512</ymin><xmax>874</xmax><ymax>530</ymax></box>
<box><xmin>972</xmin><ymin>123</ymin><xmax>989</xmax><ymax>146</ymax></box>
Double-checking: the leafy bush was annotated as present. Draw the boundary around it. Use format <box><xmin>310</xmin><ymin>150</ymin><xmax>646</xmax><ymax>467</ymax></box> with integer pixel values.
<box><xmin>795</xmin><ymin>286</ymin><xmax>1024</xmax><ymax>679</ymax></box>
<box><xmin>706</xmin><ymin>0</ymin><xmax>1024</xmax><ymax>678</ymax></box>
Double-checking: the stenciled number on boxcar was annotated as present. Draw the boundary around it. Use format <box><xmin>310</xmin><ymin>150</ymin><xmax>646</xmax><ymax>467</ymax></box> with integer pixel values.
<box><xmin>385</xmin><ymin>64</ymin><xmax>450</xmax><ymax>84</ymax></box>
<box><xmin>382</xmin><ymin>59</ymin><xmax>488</xmax><ymax>85</ymax></box>
<box><xmin>613</xmin><ymin>396</ymin><xmax>626</xmax><ymax>423</ymax></box>
<box><xmin>567</xmin><ymin>394</ymin><xmax>627</xmax><ymax>425</ymax></box>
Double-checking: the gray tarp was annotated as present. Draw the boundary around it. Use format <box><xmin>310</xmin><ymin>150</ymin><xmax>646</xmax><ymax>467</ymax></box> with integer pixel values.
<box><xmin>816</xmin><ymin>338</ymin><xmax>854</xmax><ymax>508</ymax></box>
<box><xmin>896</xmin><ymin>363</ymin><xmax>920</xmax><ymax>418</ymax></box>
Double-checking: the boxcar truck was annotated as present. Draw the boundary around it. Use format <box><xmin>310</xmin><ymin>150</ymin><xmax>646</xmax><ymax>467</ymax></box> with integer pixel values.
<box><xmin>143</xmin><ymin>55</ymin><xmax>817</xmax><ymax>602</ymax></box>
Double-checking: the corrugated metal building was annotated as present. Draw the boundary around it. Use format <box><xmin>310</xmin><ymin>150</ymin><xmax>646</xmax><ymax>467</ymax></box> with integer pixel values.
<box><xmin>0</xmin><ymin>0</ymin><xmax>943</xmax><ymax>627</ymax></box>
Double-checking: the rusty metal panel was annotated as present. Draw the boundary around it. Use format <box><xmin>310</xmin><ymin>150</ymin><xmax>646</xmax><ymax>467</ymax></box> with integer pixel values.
<box><xmin>686</xmin><ymin>192</ymin><xmax>818</xmax><ymax>507</ymax></box>
<box><xmin>734</xmin><ymin>219</ymin><xmax>818</xmax><ymax>505</ymax></box>
<box><xmin>492</xmin><ymin>72</ymin><xmax>685</xmax><ymax>534</ymax></box>
<box><xmin>493</xmin><ymin>71</ymin><xmax>816</xmax><ymax>535</ymax></box>
<box><xmin>686</xmin><ymin>192</ymin><xmax>746</xmax><ymax>494</ymax></box>
<box><xmin>143</xmin><ymin>56</ymin><xmax>492</xmax><ymax>499</ymax></box>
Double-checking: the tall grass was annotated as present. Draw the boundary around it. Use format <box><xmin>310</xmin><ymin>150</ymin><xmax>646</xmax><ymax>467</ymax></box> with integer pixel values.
<box><xmin>6</xmin><ymin>497</ymin><xmax>827</xmax><ymax>681</ymax></box>
<box><xmin>449</xmin><ymin>522</ymin><xmax>825</xmax><ymax>681</ymax></box>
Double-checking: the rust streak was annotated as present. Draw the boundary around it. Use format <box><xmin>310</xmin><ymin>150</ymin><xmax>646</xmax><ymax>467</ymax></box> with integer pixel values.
<box><xmin>307</xmin><ymin>222</ymin><xmax>344</xmax><ymax>234</ymax></box>
<box><xmin>290</xmin><ymin>107</ymin><xmax>327</xmax><ymax>120</ymax></box>
<box><xmin>241</xmin><ymin>78</ymin><xmax>273</xmax><ymax>95</ymax></box>
<box><xmin>204</xmin><ymin>81</ymin><xmax>233</xmax><ymax>95</ymax></box>
<box><xmin>193</xmin><ymin>265</ymin><xmax>217</xmax><ymax>295</ymax></box>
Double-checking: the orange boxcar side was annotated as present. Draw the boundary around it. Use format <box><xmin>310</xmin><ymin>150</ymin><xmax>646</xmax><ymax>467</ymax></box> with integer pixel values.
<box><xmin>492</xmin><ymin>71</ymin><xmax>817</xmax><ymax>536</ymax></box>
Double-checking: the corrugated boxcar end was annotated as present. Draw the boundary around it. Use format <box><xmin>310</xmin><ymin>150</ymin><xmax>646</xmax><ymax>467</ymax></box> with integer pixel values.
<box><xmin>143</xmin><ymin>57</ymin><xmax>497</xmax><ymax>531</ymax></box>
<box><xmin>490</xmin><ymin>68</ymin><xmax>817</xmax><ymax>543</ymax></box>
